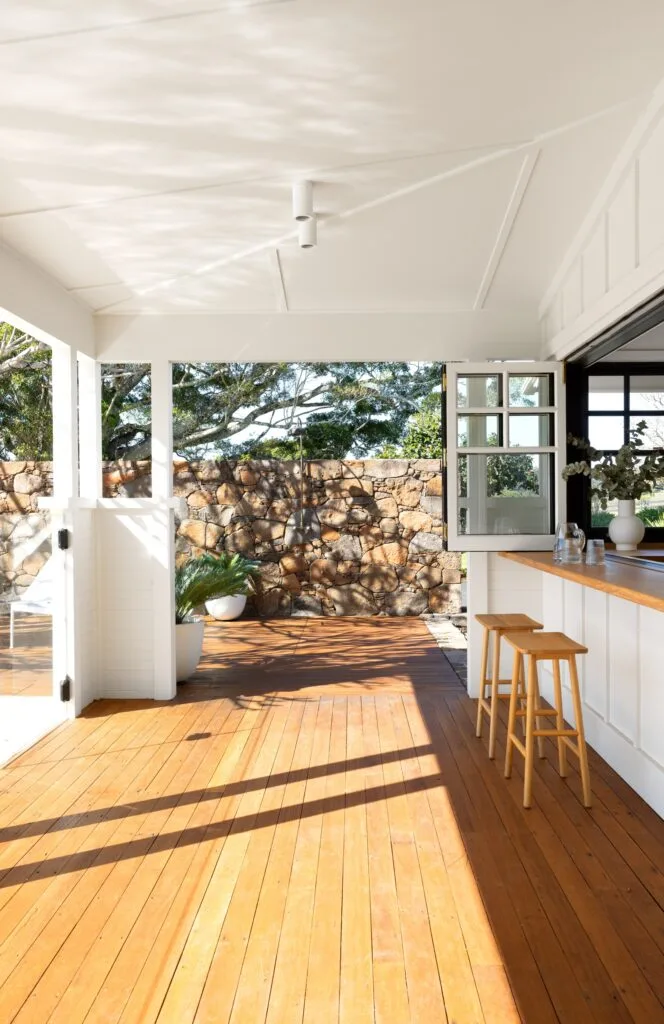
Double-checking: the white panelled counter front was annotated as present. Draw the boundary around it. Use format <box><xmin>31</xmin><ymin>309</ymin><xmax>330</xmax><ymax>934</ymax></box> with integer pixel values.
<box><xmin>466</xmin><ymin>550</ymin><xmax>664</xmax><ymax>818</ymax></box>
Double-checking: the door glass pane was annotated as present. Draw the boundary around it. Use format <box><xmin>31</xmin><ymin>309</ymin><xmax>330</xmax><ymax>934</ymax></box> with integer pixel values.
<box><xmin>508</xmin><ymin>414</ymin><xmax>552</xmax><ymax>447</ymax></box>
<box><xmin>588</xmin><ymin>415</ymin><xmax>624</xmax><ymax>450</ymax></box>
<box><xmin>630</xmin><ymin>415</ymin><xmax>664</xmax><ymax>449</ymax></box>
<box><xmin>456</xmin><ymin>374</ymin><xmax>501</xmax><ymax>409</ymax></box>
<box><xmin>457</xmin><ymin>453</ymin><xmax>553</xmax><ymax>535</ymax></box>
<box><xmin>457</xmin><ymin>415</ymin><xmax>501</xmax><ymax>447</ymax></box>
<box><xmin>629</xmin><ymin>376</ymin><xmax>664</xmax><ymax>411</ymax></box>
<box><xmin>508</xmin><ymin>374</ymin><xmax>552</xmax><ymax>408</ymax></box>
<box><xmin>589</xmin><ymin>375</ymin><xmax>624</xmax><ymax>411</ymax></box>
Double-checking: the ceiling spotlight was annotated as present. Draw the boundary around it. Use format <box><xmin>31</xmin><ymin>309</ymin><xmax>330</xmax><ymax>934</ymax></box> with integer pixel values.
<box><xmin>292</xmin><ymin>180</ymin><xmax>313</xmax><ymax>221</ymax></box>
<box><xmin>298</xmin><ymin>216</ymin><xmax>317</xmax><ymax>249</ymax></box>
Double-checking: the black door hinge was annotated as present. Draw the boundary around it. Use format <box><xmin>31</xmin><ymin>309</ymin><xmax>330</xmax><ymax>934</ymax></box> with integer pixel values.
<box><xmin>57</xmin><ymin>528</ymin><xmax>69</xmax><ymax>550</ymax></box>
<box><xmin>60</xmin><ymin>677</ymin><xmax>71</xmax><ymax>702</ymax></box>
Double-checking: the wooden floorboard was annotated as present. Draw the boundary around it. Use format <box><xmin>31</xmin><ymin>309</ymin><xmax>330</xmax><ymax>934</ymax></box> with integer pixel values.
<box><xmin>0</xmin><ymin>618</ymin><xmax>661</xmax><ymax>1022</ymax></box>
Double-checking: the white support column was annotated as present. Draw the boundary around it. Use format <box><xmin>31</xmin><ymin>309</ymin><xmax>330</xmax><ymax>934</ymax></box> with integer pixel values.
<box><xmin>151</xmin><ymin>361</ymin><xmax>176</xmax><ymax>700</ymax></box>
<box><xmin>51</xmin><ymin>341</ymin><xmax>78</xmax><ymax>500</ymax></box>
<box><xmin>77</xmin><ymin>354</ymin><xmax>102</xmax><ymax>499</ymax></box>
<box><xmin>50</xmin><ymin>342</ymin><xmax>78</xmax><ymax>715</ymax></box>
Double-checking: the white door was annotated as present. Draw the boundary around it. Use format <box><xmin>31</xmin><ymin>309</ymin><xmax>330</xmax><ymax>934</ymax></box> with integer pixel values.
<box><xmin>445</xmin><ymin>362</ymin><xmax>565</xmax><ymax>551</ymax></box>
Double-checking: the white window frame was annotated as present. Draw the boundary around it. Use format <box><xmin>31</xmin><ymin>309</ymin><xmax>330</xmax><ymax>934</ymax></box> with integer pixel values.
<box><xmin>446</xmin><ymin>361</ymin><xmax>566</xmax><ymax>551</ymax></box>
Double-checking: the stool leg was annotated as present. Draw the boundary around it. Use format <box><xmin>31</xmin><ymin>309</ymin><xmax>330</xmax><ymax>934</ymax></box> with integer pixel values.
<box><xmin>532</xmin><ymin>670</ymin><xmax>546</xmax><ymax>759</ymax></box>
<box><xmin>504</xmin><ymin>650</ymin><xmax>521</xmax><ymax>779</ymax></box>
<box><xmin>476</xmin><ymin>626</ymin><xmax>490</xmax><ymax>738</ymax></box>
<box><xmin>488</xmin><ymin>631</ymin><xmax>501</xmax><ymax>759</ymax></box>
<box><xmin>552</xmin><ymin>658</ymin><xmax>568</xmax><ymax>778</ymax></box>
<box><xmin>518</xmin><ymin>656</ymin><xmax>527</xmax><ymax>739</ymax></box>
<box><xmin>523</xmin><ymin>655</ymin><xmax>537</xmax><ymax>808</ymax></box>
<box><xmin>569</xmin><ymin>655</ymin><xmax>592</xmax><ymax>808</ymax></box>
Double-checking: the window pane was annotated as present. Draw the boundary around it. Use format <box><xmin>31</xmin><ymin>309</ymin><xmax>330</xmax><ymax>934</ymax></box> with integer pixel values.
<box><xmin>630</xmin><ymin>416</ymin><xmax>664</xmax><ymax>448</ymax></box>
<box><xmin>457</xmin><ymin>453</ymin><xmax>553</xmax><ymax>535</ymax></box>
<box><xmin>589</xmin><ymin>375</ymin><xmax>624</xmax><ymax>411</ymax></box>
<box><xmin>629</xmin><ymin>376</ymin><xmax>664</xmax><ymax>411</ymax></box>
<box><xmin>457</xmin><ymin>414</ymin><xmax>501</xmax><ymax>447</ymax></box>
<box><xmin>456</xmin><ymin>374</ymin><xmax>501</xmax><ymax>408</ymax></box>
<box><xmin>508</xmin><ymin>374</ymin><xmax>552</xmax><ymax>408</ymax></box>
<box><xmin>588</xmin><ymin>415</ymin><xmax>624</xmax><ymax>450</ymax></box>
<box><xmin>508</xmin><ymin>414</ymin><xmax>552</xmax><ymax>447</ymax></box>
<box><xmin>591</xmin><ymin>492</ymin><xmax>664</xmax><ymax>528</ymax></box>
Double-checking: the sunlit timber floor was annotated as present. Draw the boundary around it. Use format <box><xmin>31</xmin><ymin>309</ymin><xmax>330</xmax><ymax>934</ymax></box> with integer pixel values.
<box><xmin>0</xmin><ymin>618</ymin><xmax>662</xmax><ymax>1023</ymax></box>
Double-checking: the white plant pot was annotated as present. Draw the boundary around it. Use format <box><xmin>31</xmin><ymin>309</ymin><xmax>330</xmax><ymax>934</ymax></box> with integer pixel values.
<box><xmin>175</xmin><ymin>620</ymin><xmax>204</xmax><ymax>682</ymax></box>
<box><xmin>205</xmin><ymin>594</ymin><xmax>247</xmax><ymax>621</ymax></box>
<box><xmin>608</xmin><ymin>499</ymin><xmax>645</xmax><ymax>552</ymax></box>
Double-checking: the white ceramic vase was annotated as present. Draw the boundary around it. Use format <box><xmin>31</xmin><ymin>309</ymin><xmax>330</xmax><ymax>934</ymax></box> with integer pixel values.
<box><xmin>205</xmin><ymin>594</ymin><xmax>247</xmax><ymax>621</ymax></box>
<box><xmin>608</xmin><ymin>499</ymin><xmax>645</xmax><ymax>552</ymax></box>
<box><xmin>175</xmin><ymin>620</ymin><xmax>204</xmax><ymax>682</ymax></box>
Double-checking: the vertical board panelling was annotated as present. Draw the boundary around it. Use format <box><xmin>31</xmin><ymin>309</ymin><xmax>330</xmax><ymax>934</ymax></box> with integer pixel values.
<box><xmin>581</xmin><ymin>218</ymin><xmax>607</xmax><ymax>310</ymax></box>
<box><xmin>466</xmin><ymin>553</ymin><xmax>488</xmax><ymax>697</ymax></box>
<box><xmin>608</xmin><ymin>597</ymin><xmax>639</xmax><ymax>743</ymax></box>
<box><xmin>96</xmin><ymin>513</ymin><xmax>155</xmax><ymax>697</ymax></box>
<box><xmin>487</xmin><ymin>554</ymin><xmax>543</xmax><ymax>680</ymax></box>
<box><xmin>562</xmin><ymin>580</ymin><xmax>584</xmax><ymax>693</ymax></box>
<box><xmin>583</xmin><ymin>587</ymin><xmax>608</xmax><ymax>721</ymax></box>
<box><xmin>637</xmin><ymin>115</ymin><xmax>664</xmax><ymax>263</ymax></box>
<box><xmin>607</xmin><ymin>167</ymin><xmax>637</xmax><ymax>288</ymax></box>
<box><xmin>561</xmin><ymin>262</ymin><xmax>583</xmax><ymax>327</ymax></box>
<box><xmin>73</xmin><ymin>508</ymin><xmax>98</xmax><ymax>711</ymax></box>
<box><xmin>639</xmin><ymin>606</ymin><xmax>664</xmax><ymax>770</ymax></box>
<box><xmin>541</xmin><ymin>106</ymin><xmax>664</xmax><ymax>360</ymax></box>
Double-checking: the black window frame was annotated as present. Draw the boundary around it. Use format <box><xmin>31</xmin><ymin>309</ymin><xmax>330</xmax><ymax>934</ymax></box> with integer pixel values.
<box><xmin>566</xmin><ymin>362</ymin><xmax>664</xmax><ymax>541</ymax></box>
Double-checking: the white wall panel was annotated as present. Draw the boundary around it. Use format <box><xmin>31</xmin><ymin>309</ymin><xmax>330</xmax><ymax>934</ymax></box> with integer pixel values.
<box><xmin>637</xmin><ymin>117</ymin><xmax>664</xmax><ymax>263</ymax></box>
<box><xmin>581</xmin><ymin>218</ymin><xmax>607</xmax><ymax>310</ymax></box>
<box><xmin>95</xmin><ymin>511</ymin><xmax>160</xmax><ymax>698</ymax></box>
<box><xmin>639</xmin><ymin>606</ymin><xmax>664</xmax><ymax>769</ymax></box>
<box><xmin>583</xmin><ymin>586</ymin><xmax>608</xmax><ymax>720</ymax></box>
<box><xmin>608</xmin><ymin>596</ymin><xmax>638</xmax><ymax>743</ymax></box>
<box><xmin>607</xmin><ymin>168</ymin><xmax>637</xmax><ymax>289</ymax></box>
<box><xmin>562</xmin><ymin>263</ymin><xmax>583</xmax><ymax>328</ymax></box>
<box><xmin>540</xmin><ymin>99</ymin><xmax>664</xmax><ymax>362</ymax></box>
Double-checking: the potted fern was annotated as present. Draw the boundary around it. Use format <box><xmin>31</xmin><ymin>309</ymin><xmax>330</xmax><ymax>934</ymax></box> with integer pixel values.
<box><xmin>174</xmin><ymin>553</ymin><xmax>258</xmax><ymax>681</ymax></box>
<box><xmin>563</xmin><ymin>420</ymin><xmax>664</xmax><ymax>551</ymax></box>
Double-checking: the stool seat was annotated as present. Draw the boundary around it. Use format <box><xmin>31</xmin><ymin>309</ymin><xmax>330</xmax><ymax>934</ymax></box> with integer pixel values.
<box><xmin>475</xmin><ymin>613</ymin><xmax>543</xmax><ymax>633</ymax></box>
<box><xmin>503</xmin><ymin>631</ymin><xmax>587</xmax><ymax>658</ymax></box>
<box><xmin>503</xmin><ymin>630</ymin><xmax>591</xmax><ymax>809</ymax></box>
<box><xmin>474</xmin><ymin>613</ymin><xmax>542</xmax><ymax>759</ymax></box>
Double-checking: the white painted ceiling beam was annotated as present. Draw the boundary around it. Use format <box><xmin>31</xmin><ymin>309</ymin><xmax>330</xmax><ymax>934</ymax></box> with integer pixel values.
<box><xmin>0</xmin><ymin>240</ymin><xmax>94</xmax><ymax>353</ymax></box>
<box><xmin>94</xmin><ymin>310</ymin><xmax>539</xmax><ymax>363</ymax></box>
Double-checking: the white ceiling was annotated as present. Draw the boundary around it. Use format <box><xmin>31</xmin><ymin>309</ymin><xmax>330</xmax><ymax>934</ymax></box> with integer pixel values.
<box><xmin>0</xmin><ymin>0</ymin><xmax>663</xmax><ymax>321</ymax></box>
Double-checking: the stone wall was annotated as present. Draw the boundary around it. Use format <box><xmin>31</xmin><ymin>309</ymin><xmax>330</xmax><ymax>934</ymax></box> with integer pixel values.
<box><xmin>0</xmin><ymin>462</ymin><xmax>53</xmax><ymax>604</ymax></box>
<box><xmin>0</xmin><ymin>459</ymin><xmax>462</xmax><ymax>617</ymax></box>
<box><xmin>163</xmin><ymin>458</ymin><xmax>460</xmax><ymax>617</ymax></box>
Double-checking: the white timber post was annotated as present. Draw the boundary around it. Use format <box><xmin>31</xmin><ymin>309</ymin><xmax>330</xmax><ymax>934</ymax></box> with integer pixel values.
<box><xmin>151</xmin><ymin>360</ymin><xmax>176</xmax><ymax>700</ymax></box>
<box><xmin>51</xmin><ymin>341</ymin><xmax>78</xmax><ymax>714</ymax></box>
<box><xmin>77</xmin><ymin>354</ymin><xmax>103</xmax><ymax>500</ymax></box>
<box><xmin>466</xmin><ymin>552</ymin><xmax>488</xmax><ymax>698</ymax></box>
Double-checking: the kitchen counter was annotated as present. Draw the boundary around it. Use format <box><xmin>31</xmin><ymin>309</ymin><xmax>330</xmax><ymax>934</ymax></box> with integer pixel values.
<box><xmin>499</xmin><ymin>550</ymin><xmax>664</xmax><ymax>613</ymax></box>
<box><xmin>467</xmin><ymin>549</ymin><xmax>664</xmax><ymax>818</ymax></box>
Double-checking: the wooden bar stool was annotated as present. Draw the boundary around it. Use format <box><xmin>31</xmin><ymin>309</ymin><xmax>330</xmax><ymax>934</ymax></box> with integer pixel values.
<box><xmin>475</xmin><ymin>614</ymin><xmax>543</xmax><ymax>759</ymax></box>
<box><xmin>502</xmin><ymin>631</ymin><xmax>591</xmax><ymax>809</ymax></box>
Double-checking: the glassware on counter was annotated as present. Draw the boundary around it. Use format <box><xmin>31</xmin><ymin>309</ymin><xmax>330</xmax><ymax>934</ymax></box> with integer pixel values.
<box><xmin>585</xmin><ymin>539</ymin><xmax>605</xmax><ymax>565</ymax></box>
<box><xmin>554</xmin><ymin>522</ymin><xmax>586</xmax><ymax>564</ymax></box>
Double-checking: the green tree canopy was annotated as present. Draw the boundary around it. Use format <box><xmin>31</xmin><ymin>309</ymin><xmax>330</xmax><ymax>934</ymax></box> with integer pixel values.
<box><xmin>0</xmin><ymin>329</ymin><xmax>443</xmax><ymax>462</ymax></box>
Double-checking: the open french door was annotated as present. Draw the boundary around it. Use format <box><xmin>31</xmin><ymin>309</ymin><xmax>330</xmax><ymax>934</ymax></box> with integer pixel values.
<box><xmin>444</xmin><ymin>361</ymin><xmax>565</xmax><ymax>551</ymax></box>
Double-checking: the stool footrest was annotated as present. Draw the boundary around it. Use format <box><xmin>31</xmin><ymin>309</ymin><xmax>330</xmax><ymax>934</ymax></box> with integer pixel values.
<box><xmin>515</xmin><ymin>707</ymin><xmax>558</xmax><ymax>718</ymax></box>
<box><xmin>532</xmin><ymin>728</ymin><xmax>578</xmax><ymax>738</ymax></box>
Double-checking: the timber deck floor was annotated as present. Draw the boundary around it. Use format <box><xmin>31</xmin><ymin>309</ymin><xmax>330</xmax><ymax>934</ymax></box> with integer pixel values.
<box><xmin>0</xmin><ymin>618</ymin><xmax>662</xmax><ymax>1023</ymax></box>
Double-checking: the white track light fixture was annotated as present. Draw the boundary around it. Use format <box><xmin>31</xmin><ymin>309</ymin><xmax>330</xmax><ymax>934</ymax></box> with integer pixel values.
<box><xmin>292</xmin><ymin>180</ymin><xmax>314</xmax><ymax>221</ymax></box>
<box><xmin>298</xmin><ymin>216</ymin><xmax>317</xmax><ymax>249</ymax></box>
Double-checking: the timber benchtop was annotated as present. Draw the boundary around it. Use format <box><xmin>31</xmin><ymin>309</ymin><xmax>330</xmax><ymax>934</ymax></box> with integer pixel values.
<box><xmin>500</xmin><ymin>550</ymin><xmax>664</xmax><ymax>614</ymax></box>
